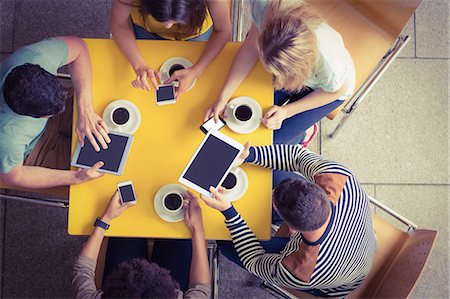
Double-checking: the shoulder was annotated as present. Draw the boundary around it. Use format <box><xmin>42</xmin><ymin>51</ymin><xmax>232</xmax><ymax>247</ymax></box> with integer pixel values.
<box><xmin>2</xmin><ymin>38</ymin><xmax>68</xmax><ymax>77</ymax></box>
<box><xmin>250</xmin><ymin>0</ymin><xmax>270</xmax><ymax>30</ymax></box>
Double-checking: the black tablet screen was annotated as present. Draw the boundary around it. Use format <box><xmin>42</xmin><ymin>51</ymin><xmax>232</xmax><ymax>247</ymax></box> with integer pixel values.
<box><xmin>76</xmin><ymin>134</ymin><xmax>129</xmax><ymax>172</ymax></box>
<box><xmin>183</xmin><ymin>135</ymin><xmax>240</xmax><ymax>190</ymax></box>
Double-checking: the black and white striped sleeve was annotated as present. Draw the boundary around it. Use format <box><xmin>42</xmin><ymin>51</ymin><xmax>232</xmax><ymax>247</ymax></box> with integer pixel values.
<box><xmin>221</xmin><ymin>206</ymin><xmax>285</xmax><ymax>284</ymax></box>
<box><xmin>245</xmin><ymin>145</ymin><xmax>352</xmax><ymax>181</ymax></box>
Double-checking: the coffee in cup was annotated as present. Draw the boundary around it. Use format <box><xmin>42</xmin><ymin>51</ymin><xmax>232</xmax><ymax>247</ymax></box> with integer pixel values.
<box><xmin>221</xmin><ymin>172</ymin><xmax>237</xmax><ymax>190</ymax></box>
<box><xmin>111</xmin><ymin>107</ymin><xmax>130</xmax><ymax>126</ymax></box>
<box><xmin>163</xmin><ymin>192</ymin><xmax>183</xmax><ymax>212</ymax></box>
<box><xmin>231</xmin><ymin>104</ymin><xmax>253</xmax><ymax>123</ymax></box>
<box><xmin>168</xmin><ymin>64</ymin><xmax>185</xmax><ymax>76</ymax></box>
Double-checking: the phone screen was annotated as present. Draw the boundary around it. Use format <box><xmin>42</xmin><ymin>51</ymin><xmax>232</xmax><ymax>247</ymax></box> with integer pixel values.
<box><xmin>156</xmin><ymin>85</ymin><xmax>175</xmax><ymax>102</ymax></box>
<box><xmin>200</xmin><ymin>116</ymin><xmax>225</xmax><ymax>134</ymax></box>
<box><xmin>119</xmin><ymin>184</ymin><xmax>136</xmax><ymax>203</ymax></box>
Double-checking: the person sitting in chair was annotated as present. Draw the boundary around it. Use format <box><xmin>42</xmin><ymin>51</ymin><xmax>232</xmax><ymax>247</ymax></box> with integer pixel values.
<box><xmin>200</xmin><ymin>143</ymin><xmax>377</xmax><ymax>297</ymax></box>
<box><xmin>0</xmin><ymin>37</ymin><xmax>109</xmax><ymax>188</ymax></box>
<box><xmin>72</xmin><ymin>190</ymin><xmax>210</xmax><ymax>298</ymax></box>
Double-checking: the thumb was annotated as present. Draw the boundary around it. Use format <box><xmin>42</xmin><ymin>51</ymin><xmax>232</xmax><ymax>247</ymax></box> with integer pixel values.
<box><xmin>209</xmin><ymin>186</ymin><xmax>222</xmax><ymax>200</ymax></box>
<box><xmin>243</xmin><ymin>141</ymin><xmax>251</xmax><ymax>152</ymax></box>
<box><xmin>91</xmin><ymin>161</ymin><xmax>104</xmax><ymax>171</ymax></box>
<box><xmin>264</xmin><ymin>106</ymin><xmax>279</xmax><ymax>119</ymax></box>
<box><xmin>164</xmin><ymin>74</ymin><xmax>178</xmax><ymax>84</ymax></box>
<box><xmin>199</xmin><ymin>194</ymin><xmax>214</xmax><ymax>207</ymax></box>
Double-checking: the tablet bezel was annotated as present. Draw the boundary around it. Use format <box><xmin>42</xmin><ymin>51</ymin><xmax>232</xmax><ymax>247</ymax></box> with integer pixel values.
<box><xmin>178</xmin><ymin>130</ymin><xmax>244</xmax><ymax>197</ymax></box>
<box><xmin>71</xmin><ymin>131</ymin><xmax>134</xmax><ymax>176</ymax></box>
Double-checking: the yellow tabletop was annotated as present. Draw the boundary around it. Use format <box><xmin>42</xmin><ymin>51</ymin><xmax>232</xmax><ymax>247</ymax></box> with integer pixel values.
<box><xmin>68</xmin><ymin>39</ymin><xmax>273</xmax><ymax>240</ymax></box>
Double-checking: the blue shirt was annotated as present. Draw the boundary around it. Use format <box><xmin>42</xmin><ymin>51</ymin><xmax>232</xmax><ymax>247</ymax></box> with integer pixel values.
<box><xmin>0</xmin><ymin>38</ymin><xmax>68</xmax><ymax>173</ymax></box>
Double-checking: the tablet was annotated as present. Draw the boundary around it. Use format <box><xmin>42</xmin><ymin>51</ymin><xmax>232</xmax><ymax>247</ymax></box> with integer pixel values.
<box><xmin>71</xmin><ymin>131</ymin><xmax>134</xmax><ymax>176</ymax></box>
<box><xmin>179</xmin><ymin>130</ymin><xmax>244</xmax><ymax>197</ymax></box>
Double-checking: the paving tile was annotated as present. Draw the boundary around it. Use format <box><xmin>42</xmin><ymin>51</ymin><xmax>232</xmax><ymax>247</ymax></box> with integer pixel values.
<box><xmin>415</xmin><ymin>0</ymin><xmax>450</xmax><ymax>58</ymax></box>
<box><xmin>2</xmin><ymin>200</ymin><xmax>86</xmax><ymax>298</ymax></box>
<box><xmin>218</xmin><ymin>252</ymin><xmax>275</xmax><ymax>298</ymax></box>
<box><xmin>0</xmin><ymin>0</ymin><xmax>14</xmax><ymax>53</ymax></box>
<box><xmin>13</xmin><ymin>0</ymin><xmax>111</xmax><ymax>50</ymax></box>
<box><xmin>321</xmin><ymin>59</ymin><xmax>449</xmax><ymax>184</ymax></box>
<box><xmin>374</xmin><ymin>185</ymin><xmax>449</xmax><ymax>299</ymax></box>
<box><xmin>398</xmin><ymin>14</ymin><xmax>415</xmax><ymax>58</ymax></box>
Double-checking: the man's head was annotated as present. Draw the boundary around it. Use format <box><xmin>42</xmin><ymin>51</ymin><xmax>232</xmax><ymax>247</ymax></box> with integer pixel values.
<box><xmin>273</xmin><ymin>179</ymin><xmax>330</xmax><ymax>231</ymax></box>
<box><xmin>3</xmin><ymin>63</ymin><xmax>67</xmax><ymax>118</ymax></box>
<box><xmin>102</xmin><ymin>258</ymin><xmax>180</xmax><ymax>298</ymax></box>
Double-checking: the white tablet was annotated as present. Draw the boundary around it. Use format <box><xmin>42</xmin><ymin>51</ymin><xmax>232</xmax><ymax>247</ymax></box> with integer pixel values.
<box><xmin>71</xmin><ymin>131</ymin><xmax>134</xmax><ymax>176</ymax></box>
<box><xmin>179</xmin><ymin>130</ymin><xmax>244</xmax><ymax>197</ymax></box>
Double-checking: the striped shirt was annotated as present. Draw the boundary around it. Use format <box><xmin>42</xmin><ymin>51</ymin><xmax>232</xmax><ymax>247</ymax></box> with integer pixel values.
<box><xmin>221</xmin><ymin>145</ymin><xmax>376</xmax><ymax>297</ymax></box>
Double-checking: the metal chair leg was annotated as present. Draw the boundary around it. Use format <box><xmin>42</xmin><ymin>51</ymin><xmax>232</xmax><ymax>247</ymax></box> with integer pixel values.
<box><xmin>207</xmin><ymin>241</ymin><xmax>219</xmax><ymax>299</ymax></box>
<box><xmin>328</xmin><ymin>35</ymin><xmax>411</xmax><ymax>138</ymax></box>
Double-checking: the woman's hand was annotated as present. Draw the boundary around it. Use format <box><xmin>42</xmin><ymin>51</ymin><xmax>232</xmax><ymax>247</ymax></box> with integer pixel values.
<box><xmin>204</xmin><ymin>99</ymin><xmax>228</xmax><ymax>123</ymax></box>
<box><xmin>165</xmin><ymin>67</ymin><xmax>200</xmax><ymax>99</ymax></box>
<box><xmin>183</xmin><ymin>191</ymin><xmax>204</xmax><ymax>232</ymax></box>
<box><xmin>132</xmin><ymin>65</ymin><xmax>161</xmax><ymax>91</ymax></box>
<box><xmin>261</xmin><ymin>105</ymin><xmax>289</xmax><ymax>130</ymax></box>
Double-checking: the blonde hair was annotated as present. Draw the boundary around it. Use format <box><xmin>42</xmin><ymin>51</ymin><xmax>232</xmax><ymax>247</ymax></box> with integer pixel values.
<box><xmin>258</xmin><ymin>0</ymin><xmax>322</xmax><ymax>92</ymax></box>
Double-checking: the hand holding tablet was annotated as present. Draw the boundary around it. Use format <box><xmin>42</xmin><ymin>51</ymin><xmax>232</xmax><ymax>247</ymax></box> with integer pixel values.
<box><xmin>71</xmin><ymin>132</ymin><xmax>134</xmax><ymax>176</ymax></box>
<box><xmin>179</xmin><ymin>130</ymin><xmax>244</xmax><ymax>197</ymax></box>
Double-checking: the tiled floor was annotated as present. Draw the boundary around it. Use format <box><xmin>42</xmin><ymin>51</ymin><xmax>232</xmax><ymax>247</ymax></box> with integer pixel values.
<box><xmin>0</xmin><ymin>0</ymin><xmax>449</xmax><ymax>298</ymax></box>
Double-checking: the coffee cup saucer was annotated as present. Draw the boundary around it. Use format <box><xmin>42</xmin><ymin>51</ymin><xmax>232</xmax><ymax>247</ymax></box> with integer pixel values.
<box><xmin>224</xmin><ymin>96</ymin><xmax>262</xmax><ymax>134</ymax></box>
<box><xmin>221</xmin><ymin>167</ymin><xmax>248</xmax><ymax>202</ymax></box>
<box><xmin>102</xmin><ymin>99</ymin><xmax>141</xmax><ymax>135</ymax></box>
<box><xmin>154</xmin><ymin>184</ymin><xmax>188</xmax><ymax>223</ymax></box>
<box><xmin>159</xmin><ymin>57</ymin><xmax>196</xmax><ymax>91</ymax></box>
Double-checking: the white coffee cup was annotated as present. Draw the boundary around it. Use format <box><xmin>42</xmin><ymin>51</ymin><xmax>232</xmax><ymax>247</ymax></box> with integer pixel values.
<box><xmin>110</xmin><ymin>106</ymin><xmax>130</xmax><ymax>127</ymax></box>
<box><xmin>226</xmin><ymin>103</ymin><xmax>254</xmax><ymax>124</ymax></box>
<box><xmin>162</xmin><ymin>191</ymin><xmax>184</xmax><ymax>213</ymax></box>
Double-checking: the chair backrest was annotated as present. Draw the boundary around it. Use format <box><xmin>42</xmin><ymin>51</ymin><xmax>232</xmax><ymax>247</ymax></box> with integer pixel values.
<box><xmin>275</xmin><ymin>214</ymin><xmax>437</xmax><ymax>299</ymax></box>
<box><xmin>305</xmin><ymin>0</ymin><xmax>422</xmax><ymax>119</ymax></box>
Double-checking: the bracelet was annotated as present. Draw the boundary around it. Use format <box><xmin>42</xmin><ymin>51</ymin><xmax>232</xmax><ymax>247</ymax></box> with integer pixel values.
<box><xmin>94</xmin><ymin>217</ymin><xmax>110</xmax><ymax>230</ymax></box>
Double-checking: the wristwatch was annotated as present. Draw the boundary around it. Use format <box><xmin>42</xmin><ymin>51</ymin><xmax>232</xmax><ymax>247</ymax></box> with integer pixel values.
<box><xmin>94</xmin><ymin>217</ymin><xmax>110</xmax><ymax>230</ymax></box>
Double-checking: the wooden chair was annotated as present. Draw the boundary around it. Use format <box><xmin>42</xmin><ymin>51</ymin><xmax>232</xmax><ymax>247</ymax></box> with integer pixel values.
<box><xmin>262</xmin><ymin>196</ymin><xmax>438</xmax><ymax>299</ymax></box>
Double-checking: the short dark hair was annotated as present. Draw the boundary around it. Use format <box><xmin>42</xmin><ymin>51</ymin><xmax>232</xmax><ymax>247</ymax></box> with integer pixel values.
<box><xmin>102</xmin><ymin>258</ymin><xmax>180</xmax><ymax>298</ymax></box>
<box><xmin>139</xmin><ymin>0</ymin><xmax>207</xmax><ymax>37</ymax></box>
<box><xmin>273</xmin><ymin>179</ymin><xmax>330</xmax><ymax>231</ymax></box>
<box><xmin>3</xmin><ymin>63</ymin><xmax>67</xmax><ymax>118</ymax></box>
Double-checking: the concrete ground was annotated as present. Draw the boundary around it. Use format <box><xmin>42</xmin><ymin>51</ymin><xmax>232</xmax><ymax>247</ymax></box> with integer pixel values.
<box><xmin>0</xmin><ymin>0</ymin><xmax>449</xmax><ymax>298</ymax></box>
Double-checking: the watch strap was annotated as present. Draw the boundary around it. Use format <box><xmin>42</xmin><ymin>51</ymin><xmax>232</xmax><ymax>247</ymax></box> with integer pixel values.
<box><xmin>94</xmin><ymin>217</ymin><xmax>110</xmax><ymax>230</ymax></box>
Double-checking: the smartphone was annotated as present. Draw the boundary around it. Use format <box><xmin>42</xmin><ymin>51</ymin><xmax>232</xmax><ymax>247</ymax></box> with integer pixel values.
<box><xmin>200</xmin><ymin>116</ymin><xmax>226</xmax><ymax>134</ymax></box>
<box><xmin>117</xmin><ymin>180</ymin><xmax>137</xmax><ymax>205</ymax></box>
<box><xmin>156</xmin><ymin>84</ymin><xmax>176</xmax><ymax>105</ymax></box>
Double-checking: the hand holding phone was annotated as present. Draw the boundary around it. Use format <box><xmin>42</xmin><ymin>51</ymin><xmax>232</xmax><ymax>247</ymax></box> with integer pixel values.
<box><xmin>200</xmin><ymin>116</ymin><xmax>226</xmax><ymax>134</ymax></box>
<box><xmin>118</xmin><ymin>181</ymin><xmax>137</xmax><ymax>205</ymax></box>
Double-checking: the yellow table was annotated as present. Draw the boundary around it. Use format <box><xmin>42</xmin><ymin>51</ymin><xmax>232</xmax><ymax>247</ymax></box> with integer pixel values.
<box><xmin>68</xmin><ymin>39</ymin><xmax>273</xmax><ymax>240</ymax></box>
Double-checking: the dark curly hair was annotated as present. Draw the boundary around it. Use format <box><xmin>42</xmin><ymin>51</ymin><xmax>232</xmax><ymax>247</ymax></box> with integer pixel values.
<box><xmin>273</xmin><ymin>179</ymin><xmax>330</xmax><ymax>231</ymax></box>
<box><xmin>3</xmin><ymin>63</ymin><xmax>67</xmax><ymax>118</ymax></box>
<box><xmin>102</xmin><ymin>258</ymin><xmax>180</xmax><ymax>298</ymax></box>
<box><xmin>139</xmin><ymin>0</ymin><xmax>207</xmax><ymax>37</ymax></box>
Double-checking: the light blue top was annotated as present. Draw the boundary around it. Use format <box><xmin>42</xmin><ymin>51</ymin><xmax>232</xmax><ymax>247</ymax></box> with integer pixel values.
<box><xmin>250</xmin><ymin>0</ymin><xmax>355</xmax><ymax>100</ymax></box>
<box><xmin>0</xmin><ymin>38</ymin><xmax>68</xmax><ymax>173</ymax></box>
